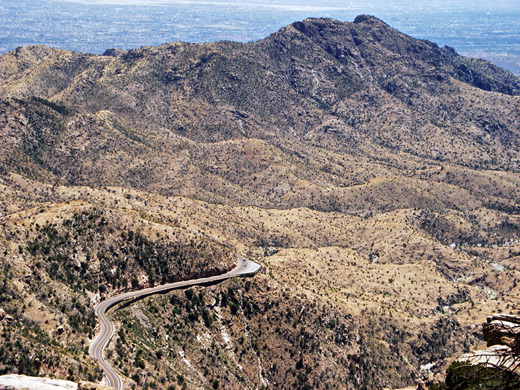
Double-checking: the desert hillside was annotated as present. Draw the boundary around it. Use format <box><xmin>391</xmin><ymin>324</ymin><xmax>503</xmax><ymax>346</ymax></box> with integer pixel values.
<box><xmin>0</xmin><ymin>16</ymin><xmax>519</xmax><ymax>390</ymax></box>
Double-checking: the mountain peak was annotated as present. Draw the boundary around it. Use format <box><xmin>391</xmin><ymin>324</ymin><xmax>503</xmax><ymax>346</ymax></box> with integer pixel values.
<box><xmin>353</xmin><ymin>14</ymin><xmax>387</xmax><ymax>25</ymax></box>
<box><xmin>288</xmin><ymin>15</ymin><xmax>392</xmax><ymax>39</ymax></box>
<box><xmin>272</xmin><ymin>16</ymin><xmax>519</xmax><ymax>96</ymax></box>
<box><xmin>289</xmin><ymin>17</ymin><xmax>345</xmax><ymax>36</ymax></box>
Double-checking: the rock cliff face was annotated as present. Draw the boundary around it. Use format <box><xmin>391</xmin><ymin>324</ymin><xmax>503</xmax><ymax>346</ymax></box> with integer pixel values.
<box><xmin>1</xmin><ymin>16</ymin><xmax>520</xmax><ymax>390</ymax></box>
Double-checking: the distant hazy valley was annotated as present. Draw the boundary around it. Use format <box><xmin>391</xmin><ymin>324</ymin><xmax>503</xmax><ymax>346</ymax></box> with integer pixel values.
<box><xmin>2</xmin><ymin>0</ymin><xmax>520</xmax><ymax>75</ymax></box>
<box><xmin>0</xmin><ymin>15</ymin><xmax>520</xmax><ymax>390</ymax></box>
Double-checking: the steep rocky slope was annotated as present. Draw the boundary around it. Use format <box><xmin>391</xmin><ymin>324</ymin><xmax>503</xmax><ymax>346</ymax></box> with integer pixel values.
<box><xmin>1</xmin><ymin>16</ymin><xmax>520</xmax><ymax>177</ymax></box>
<box><xmin>0</xmin><ymin>15</ymin><xmax>520</xmax><ymax>390</ymax></box>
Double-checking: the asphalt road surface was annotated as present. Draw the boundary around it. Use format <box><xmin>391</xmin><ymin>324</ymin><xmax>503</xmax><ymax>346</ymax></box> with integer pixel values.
<box><xmin>89</xmin><ymin>255</ymin><xmax>261</xmax><ymax>390</ymax></box>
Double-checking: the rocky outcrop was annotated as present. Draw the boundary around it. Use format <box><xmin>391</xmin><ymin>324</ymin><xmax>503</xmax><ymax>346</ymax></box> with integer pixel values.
<box><xmin>483</xmin><ymin>314</ymin><xmax>520</xmax><ymax>349</ymax></box>
<box><xmin>101</xmin><ymin>48</ymin><xmax>125</xmax><ymax>57</ymax></box>
<box><xmin>0</xmin><ymin>375</ymin><xmax>77</xmax><ymax>390</ymax></box>
<box><xmin>0</xmin><ymin>308</ymin><xmax>14</xmax><ymax>324</ymax></box>
<box><xmin>77</xmin><ymin>381</ymin><xmax>113</xmax><ymax>390</ymax></box>
<box><xmin>459</xmin><ymin>314</ymin><xmax>520</xmax><ymax>374</ymax></box>
<box><xmin>0</xmin><ymin>375</ymin><xmax>114</xmax><ymax>390</ymax></box>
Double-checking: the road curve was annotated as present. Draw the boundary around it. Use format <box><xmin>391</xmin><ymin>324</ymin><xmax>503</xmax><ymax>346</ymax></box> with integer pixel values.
<box><xmin>89</xmin><ymin>255</ymin><xmax>261</xmax><ymax>390</ymax></box>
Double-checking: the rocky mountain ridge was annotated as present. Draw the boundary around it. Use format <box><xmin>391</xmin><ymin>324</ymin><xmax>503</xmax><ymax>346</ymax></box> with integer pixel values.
<box><xmin>0</xmin><ymin>15</ymin><xmax>520</xmax><ymax>390</ymax></box>
<box><xmin>1</xmin><ymin>16</ymin><xmax>519</xmax><ymax>170</ymax></box>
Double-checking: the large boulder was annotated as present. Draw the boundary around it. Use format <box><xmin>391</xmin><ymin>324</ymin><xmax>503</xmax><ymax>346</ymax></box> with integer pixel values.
<box><xmin>78</xmin><ymin>382</ymin><xmax>114</xmax><ymax>390</ymax></box>
<box><xmin>483</xmin><ymin>314</ymin><xmax>520</xmax><ymax>348</ymax></box>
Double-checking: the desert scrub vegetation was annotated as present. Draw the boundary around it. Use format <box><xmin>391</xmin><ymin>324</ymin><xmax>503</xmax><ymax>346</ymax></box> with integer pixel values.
<box><xmin>23</xmin><ymin>206</ymin><xmax>235</xmax><ymax>294</ymax></box>
<box><xmin>104</xmin><ymin>272</ymin><xmax>481</xmax><ymax>390</ymax></box>
<box><xmin>0</xmin><ymin>200</ymin><xmax>236</xmax><ymax>385</ymax></box>
<box><xmin>430</xmin><ymin>361</ymin><xmax>520</xmax><ymax>390</ymax></box>
<box><xmin>0</xmin><ymin>258</ymin><xmax>102</xmax><ymax>382</ymax></box>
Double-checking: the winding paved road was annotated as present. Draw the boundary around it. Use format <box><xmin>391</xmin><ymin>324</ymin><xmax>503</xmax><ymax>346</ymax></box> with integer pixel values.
<box><xmin>89</xmin><ymin>255</ymin><xmax>261</xmax><ymax>390</ymax></box>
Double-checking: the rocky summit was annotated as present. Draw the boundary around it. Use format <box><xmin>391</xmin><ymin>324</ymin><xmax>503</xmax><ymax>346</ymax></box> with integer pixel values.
<box><xmin>0</xmin><ymin>16</ymin><xmax>519</xmax><ymax>390</ymax></box>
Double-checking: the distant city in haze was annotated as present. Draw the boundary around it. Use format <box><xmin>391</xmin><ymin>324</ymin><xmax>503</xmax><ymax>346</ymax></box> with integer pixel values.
<box><xmin>1</xmin><ymin>0</ymin><xmax>519</xmax><ymax>74</ymax></box>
